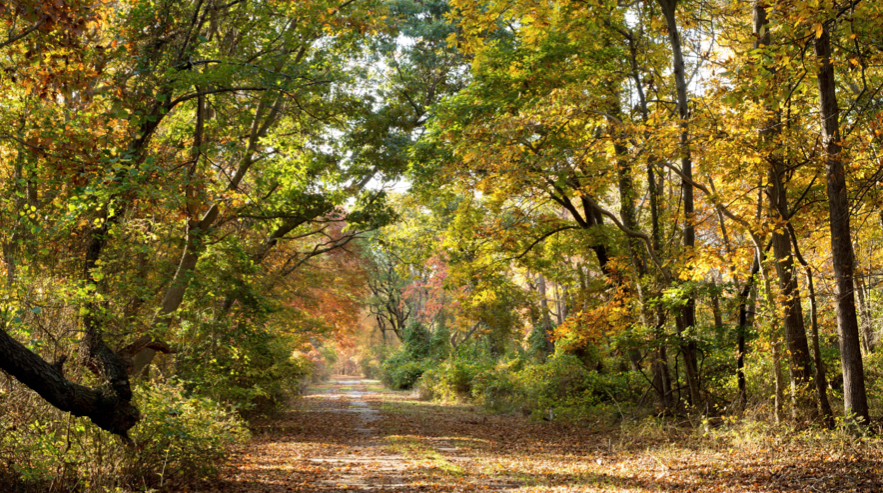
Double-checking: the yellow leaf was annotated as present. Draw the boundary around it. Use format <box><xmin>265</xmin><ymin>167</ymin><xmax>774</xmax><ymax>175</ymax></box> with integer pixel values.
<box><xmin>814</xmin><ymin>23</ymin><xmax>823</xmax><ymax>38</ymax></box>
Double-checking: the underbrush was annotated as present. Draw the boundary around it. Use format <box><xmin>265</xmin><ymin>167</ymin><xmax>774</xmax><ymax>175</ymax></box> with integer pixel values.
<box><xmin>444</xmin><ymin>353</ymin><xmax>641</xmax><ymax>420</ymax></box>
<box><xmin>0</xmin><ymin>321</ymin><xmax>324</xmax><ymax>491</ymax></box>
<box><xmin>0</xmin><ymin>380</ymin><xmax>249</xmax><ymax>492</ymax></box>
<box><xmin>379</xmin><ymin>331</ymin><xmax>644</xmax><ymax>423</ymax></box>
<box><xmin>173</xmin><ymin>318</ymin><xmax>316</xmax><ymax>418</ymax></box>
<box><xmin>632</xmin><ymin>414</ymin><xmax>879</xmax><ymax>457</ymax></box>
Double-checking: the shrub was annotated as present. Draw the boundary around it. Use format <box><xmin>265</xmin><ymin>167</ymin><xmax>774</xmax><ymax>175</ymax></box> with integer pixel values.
<box><xmin>0</xmin><ymin>380</ymin><xmax>249</xmax><ymax>492</ymax></box>
<box><xmin>128</xmin><ymin>380</ymin><xmax>250</xmax><ymax>487</ymax></box>
<box><xmin>360</xmin><ymin>354</ymin><xmax>384</xmax><ymax>379</ymax></box>
<box><xmin>175</xmin><ymin>322</ymin><xmax>311</xmax><ymax>417</ymax></box>
<box><xmin>420</xmin><ymin>351</ymin><xmax>644</xmax><ymax>421</ymax></box>
<box><xmin>382</xmin><ymin>355</ymin><xmax>430</xmax><ymax>390</ymax></box>
<box><xmin>378</xmin><ymin>322</ymin><xmax>439</xmax><ymax>389</ymax></box>
<box><xmin>514</xmin><ymin>353</ymin><xmax>599</xmax><ymax>416</ymax></box>
<box><xmin>309</xmin><ymin>344</ymin><xmax>339</xmax><ymax>383</ymax></box>
<box><xmin>420</xmin><ymin>357</ymin><xmax>491</xmax><ymax>402</ymax></box>
<box><xmin>471</xmin><ymin>358</ymin><xmax>524</xmax><ymax>411</ymax></box>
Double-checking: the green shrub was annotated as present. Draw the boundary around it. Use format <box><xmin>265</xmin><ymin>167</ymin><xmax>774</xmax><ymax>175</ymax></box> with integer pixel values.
<box><xmin>309</xmin><ymin>344</ymin><xmax>338</xmax><ymax>383</ymax></box>
<box><xmin>360</xmin><ymin>354</ymin><xmax>384</xmax><ymax>379</ymax></box>
<box><xmin>128</xmin><ymin>380</ymin><xmax>250</xmax><ymax>486</ymax></box>
<box><xmin>382</xmin><ymin>354</ymin><xmax>430</xmax><ymax>389</ymax></box>
<box><xmin>420</xmin><ymin>350</ymin><xmax>643</xmax><ymax>420</ymax></box>
<box><xmin>0</xmin><ymin>380</ymin><xmax>249</xmax><ymax>492</ymax></box>
<box><xmin>420</xmin><ymin>357</ymin><xmax>491</xmax><ymax>402</ymax></box>
<box><xmin>175</xmin><ymin>322</ymin><xmax>311</xmax><ymax>417</ymax></box>
<box><xmin>514</xmin><ymin>353</ymin><xmax>598</xmax><ymax>416</ymax></box>
<box><xmin>378</xmin><ymin>322</ymin><xmax>439</xmax><ymax>389</ymax></box>
<box><xmin>471</xmin><ymin>358</ymin><xmax>524</xmax><ymax>411</ymax></box>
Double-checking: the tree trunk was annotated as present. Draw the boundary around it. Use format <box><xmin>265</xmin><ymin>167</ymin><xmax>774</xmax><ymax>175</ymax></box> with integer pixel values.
<box><xmin>0</xmin><ymin>328</ymin><xmax>139</xmax><ymax>437</ymax></box>
<box><xmin>736</xmin><ymin>286</ymin><xmax>750</xmax><ymax>408</ymax></box>
<box><xmin>651</xmin><ymin>319</ymin><xmax>673</xmax><ymax>411</ymax></box>
<box><xmin>538</xmin><ymin>274</ymin><xmax>555</xmax><ymax>354</ymax></box>
<box><xmin>554</xmin><ymin>282</ymin><xmax>565</xmax><ymax>326</ymax></box>
<box><xmin>754</xmin><ymin>3</ymin><xmax>815</xmax><ymax>416</ymax></box>
<box><xmin>658</xmin><ymin>0</ymin><xmax>701</xmax><ymax>407</ymax></box>
<box><xmin>710</xmin><ymin>278</ymin><xmax>723</xmax><ymax>330</ymax></box>
<box><xmin>787</xmin><ymin>224</ymin><xmax>835</xmax><ymax>426</ymax></box>
<box><xmin>133</xmin><ymin>93</ymin><xmax>291</xmax><ymax>372</ymax></box>
<box><xmin>814</xmin><ymin>24</ymin><xmax>870</xmax><ymax>423</ymax></box>
<box><xmin>805</xmin><ymin>267</ymin><xmax>835</xmax><ymax>426</ymax></box>
<box><xmin>771</xmin><ymin>338</ymin><xmax>784</xmax><ymax>424</ymax></box>
<box><xmin>735</xmin><ymin>248</ymin><xmax>768</xmax><ymax>409</ymax></box>
<box><xmin>675</xmin><ymin>315</ymin><xmax>701</xmax><ymax>407</ymax></box>
<box><xmin>754</xmin><ymin>234</ymin><xmax>784</xmax><ymax>423</ymax></box>
<box><xmin>855</xmin><ymin>275</ymin><xmax>875</xmax><ymax>353</ymax></box>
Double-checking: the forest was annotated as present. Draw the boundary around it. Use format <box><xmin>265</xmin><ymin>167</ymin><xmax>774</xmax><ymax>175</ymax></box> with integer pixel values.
<box><xmin>3</xmin><ymin>0</ymin><xmax>883</xmax><ymax>491</ymax></box>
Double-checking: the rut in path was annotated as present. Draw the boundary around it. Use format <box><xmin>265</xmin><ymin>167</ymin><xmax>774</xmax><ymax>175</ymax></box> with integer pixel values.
<box><xmin>209</xmin><ymin>376</ymin><xmax>883</xmax><ymax>493</ymax></box>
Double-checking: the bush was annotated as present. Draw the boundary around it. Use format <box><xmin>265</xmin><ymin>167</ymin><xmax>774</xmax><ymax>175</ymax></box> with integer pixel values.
<box><xmin>471</xmin><ymin>358</ymin><xmax>524</xmax><ymax>411</ymax></box>
<box><xmin>175</xmin><ymin>322</ymin><xmax>311</xmax><ymax>417</ymax></box>
<box><xmin>378</xmin><ymin>322</ymin><xmax>441</xmax><ymax>389</ymax></box>
<box><xmin>360</xmin><ymin>354</ymin><xmax>384</xmax><ymax>379</ymax></box>
<box><xmin>417</xmin><ymin>350</ymin><xmax>644</xmax><ymax>421</ymax></box>
<box><xmin>514</xmin><ymin>353</ymin><xmax>599</xmax><ymax>417</ymax></box>
<box><xmin>128</xmin><ymin>380</ymin><xmax>251</xmax><ymax>486</ymax></box>
<box><xmin>382</xmin><ymin>355</ymin><xmax>430</xmax><ymax>390</ymax></box>
<box><xmin>420</xmin><ymin>357</ymin><xmax>491</xmax><ymax>402</ymax></box>
<box><xmin>0</xmin><ymin>380</ymin><xmax>249</xmax><ymax>492</ymax></box>
<box><xmin>309</xmin><ymin>344</ymin><xmax>339</xmax><ymax>383</ymax></box>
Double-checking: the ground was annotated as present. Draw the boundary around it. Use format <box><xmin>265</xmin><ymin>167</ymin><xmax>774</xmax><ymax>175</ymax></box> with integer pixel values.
<box><xmin>204</xmin><ymin>377</ymin><xmax>883</xmax><ymax>492</ymax></box>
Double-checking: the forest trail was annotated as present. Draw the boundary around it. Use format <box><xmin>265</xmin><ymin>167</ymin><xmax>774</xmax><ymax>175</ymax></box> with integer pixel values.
<box><xmin>210</xmin><ymin>377</ymin><xmax>883</xmax><ymax>492</ymax></box>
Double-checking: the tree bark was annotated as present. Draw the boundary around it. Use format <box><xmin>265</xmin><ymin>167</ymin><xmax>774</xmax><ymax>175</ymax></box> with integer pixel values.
<box><xmin>855</xmin><ymin>275</ymin><xmax>875</xmax><ymax>353</ymax></box>
<box><xmin>754</xmin><ymin>3</ymin><xmax>815</xmax><ymax>416</ymax></box>
<box><xmin>658</xmin><ymin>0</ymin><xmax>700</xmax><ymax>407</ymax></box>
<box><xmin>814</xmin><ymin>24</ymin><xmax>870</xmax><ymax>423</ymax></box>
<box><xmin>0</xmin><ymin>328</ymin><xmax>139</xmax><ymax>437</ymax></box>
<box><xmin>787</xmin><ymin>223</ymin><xmax>835</xmax><ymax>426</ymax></box>
<box><xmin>736</xmin><ymin>285</ymin><xmax>750</xmax><ymax>408</ymax></box>
<box><xmin>754</xmin><ymin>233</ymin><xmax>784</xmax><ymax>423</ymax></box>
<box><xmin>804</xmin><ymin>266</ymin><xmax>835</xmax><ymax>426</ymax></box>
<box><xmin>537</xmin><ymin>274</ymin><xmax>555</xmax><ymax>354</ymax></box>
<box><xmin>651</xmin><ymin>321</ymin><xmax>673</xmax><ymax>411</ymax></box>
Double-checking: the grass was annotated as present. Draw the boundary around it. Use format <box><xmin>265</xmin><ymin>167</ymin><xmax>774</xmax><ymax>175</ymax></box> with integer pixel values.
<box><xmin>379</xmin><ymin>399</ymin><xmax>469</xmax><ymax>416</ymax></box>
<box><xmin>307</xmin><ymin>384</ymin><xmax>335</xmax><ymax>394</ymax></box>
<box><xmin>385</xmin><ymin>435</ymin><xmax>464</xmax><ymax>476</ymax></box>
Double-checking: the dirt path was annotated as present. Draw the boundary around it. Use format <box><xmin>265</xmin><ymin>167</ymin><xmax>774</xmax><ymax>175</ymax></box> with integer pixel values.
<box><xmin>211</xmin><ymin>377</ymin><xmax>883</xmax><ymax>492</ymax></box>
<box><xmin>213</xmin><ymin>376</ymin><xmax>523</xmax><ymax>492</ymax></box>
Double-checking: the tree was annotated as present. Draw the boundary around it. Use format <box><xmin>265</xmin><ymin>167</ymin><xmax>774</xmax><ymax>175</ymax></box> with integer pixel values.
<box><xmin>813</xmin><ymin>13</ymin><xmax>869</xmax><ymax>423</ymax></box>
<box><xmin>0</xmin><ymin>0</ymin><xmax>399</xmax><ymax>437</ymax></box>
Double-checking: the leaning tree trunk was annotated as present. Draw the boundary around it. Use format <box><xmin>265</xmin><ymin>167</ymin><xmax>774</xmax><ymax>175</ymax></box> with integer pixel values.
<box><xmin>0</xmin><ymin>328</ymin><xmax>140</xmax><ymax>437</ymax></box>
<box><xmin>814</xmin><ymin>24</ymin><xmax>870</xmax><ymax>423</ymax></box>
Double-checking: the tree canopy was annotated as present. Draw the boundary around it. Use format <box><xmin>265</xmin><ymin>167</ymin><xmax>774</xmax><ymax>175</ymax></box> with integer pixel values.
<box><xmin>6</xmin><ymin>0</ymin><xmax>883</xmax><ymax>489</ymax></box>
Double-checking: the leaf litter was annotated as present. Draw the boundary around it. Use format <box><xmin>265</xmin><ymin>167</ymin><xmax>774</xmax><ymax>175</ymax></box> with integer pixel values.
<box><xmin>187</xmin><ymin>377</ymin><xmax>883</xmax><ymax>492</ymax></box>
